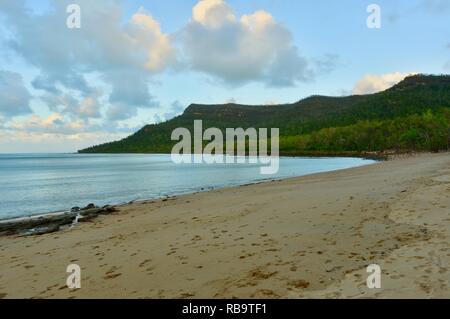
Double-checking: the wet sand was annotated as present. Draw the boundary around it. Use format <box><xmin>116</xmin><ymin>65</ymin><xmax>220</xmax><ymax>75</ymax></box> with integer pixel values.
<box><xmin>0</xmin><ymin>153</ymin><xmax>449</xmax><ymax>299</ymax></box>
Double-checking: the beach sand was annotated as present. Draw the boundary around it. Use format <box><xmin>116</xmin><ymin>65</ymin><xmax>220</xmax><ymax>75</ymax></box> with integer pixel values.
<box><xmin>1</xmin><ymin>153</ymin><xmax>449</xmax><ymax>299</ymax></box>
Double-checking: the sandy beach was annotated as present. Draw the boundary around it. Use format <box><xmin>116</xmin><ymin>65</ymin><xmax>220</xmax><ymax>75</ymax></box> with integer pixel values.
<box><xmin>1</xmin><ymin>153</ymin><xmax>449</xmax><ymax>299</ymax></box>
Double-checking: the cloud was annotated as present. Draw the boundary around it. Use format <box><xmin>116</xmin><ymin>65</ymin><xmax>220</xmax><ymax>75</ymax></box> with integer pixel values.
<box><xmin>105</xmin><ymin>70</ymin><xmax>160</xmax><ymax>120</ymax></box>
<box><xmin>6</xmin><ymin>113</ymin><xmax>86</xmax><ymax>135</ymax></box>
<box><xmin>4</xmin><ymin>111</ymin><xmax>139</xmax><ymax>137</ymax></box>
<box><xmin>352</xmin><ymin>72</ymin><xmax>418</xmax><ymax>95</ymax></box>
<box><xmin>153</xmin><ymin>101</ymin><xmax>186</xmax><ymax>123</ymax></box>
<box><xmin>0</xmin><ymin>70</ymin><xmax>32</xmax><ymax>117</ymax></box>
<box><xmin>0</xmin><ymin>0</ymin><xmax>337</xmax><ymax>122</ymax></box>
<box><xmin>0</xmin><ymin>0</ymin><xmax>176</xmax><ymax>121</ymax></box>
<box><xmin>131</xmin><ymin>9</ymin><xmax>177</xmax><ymax>72</ymax></box>
<box><xmin>192</xmin><ymin>0</ymin><xmax>236</xmax><ymax>29</ymax></box>
<box><xmin>0</xmin><ymin>129</ymin><xmax>128</xmax><ymax>153</ymax></box>
<box><xmin>179</xmin><ymin>0</ymin><xmax>316</xmax><ymax>87</ymax></box>
<box><xmin>0</xmin><ymin>0</ymin><xmax>341</xmax><ymax>152</ymax></box>
<box><xmin>45</xmin><ymin>93</ymin><xmax>102</xmax><ymax>119</ymax></box>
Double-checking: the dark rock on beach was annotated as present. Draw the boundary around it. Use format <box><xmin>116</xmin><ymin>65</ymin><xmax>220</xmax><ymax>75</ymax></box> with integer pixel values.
<box><xmin>101</xmin><ymin>205</ymin><xmax>118</xmax><ymax>214</ymax></box>
<box><xmin>0</xmin><ymin>204</ymin><xmax>118</xmax><ymax>237</ymax></box>
<box><xmin>23</xmin><ymin>224</ymin><xmax>61</xmax><ymax>236</ymax></box>
<box><xmin>79</xmin><ymin>208</ymin><xmax>103</xmax><ymax>217</ymax></box>
<box><xmin>78</xmin><ymin>214</ymin><xmax>97</xmax><ymax>223</ymax></box>
<box><xmin>0</xmin><ymin>211</ymin><xmax>77</xmax><ymax>236</ymax></box>
<box><xmin>83</xmin><ymin>203</ymin><xmax>96</xmax><ymax>210</ymax></box>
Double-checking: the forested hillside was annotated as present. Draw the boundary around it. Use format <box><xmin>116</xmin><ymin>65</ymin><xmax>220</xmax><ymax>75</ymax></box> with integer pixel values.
<box><xmin>79</xmin><ymin>74</ymin><xmax>450</xmax><ymax>155</ymax></box>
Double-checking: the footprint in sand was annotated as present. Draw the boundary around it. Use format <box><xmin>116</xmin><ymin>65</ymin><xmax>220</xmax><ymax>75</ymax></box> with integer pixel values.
<box><xmin>104</xmin><ymin>266</ymin><xmax>122</xmax><ymax>279</ymax></box>
<box><xmin>249</xmin><ymin>268</ymin><xmax>278</xmax><ymax>280</ymax></box>
<box><xmin>104</xmin><ymin>272</ymin><xmax>122</xmax><ymax>279</ymax></box>
<box><xmin>288</xmin><ymin>279</ymin><xmax>310</xmax><ymax>289</ymax></box>
<box><xmin>251</xmin><ymin>289</ymin><xmax>280</xmax><ymax>298</ymax></box>
<box><xmin>139</xmin><ymin>259</ymin><xmax>152</xmax><ymax>268</ymax></box>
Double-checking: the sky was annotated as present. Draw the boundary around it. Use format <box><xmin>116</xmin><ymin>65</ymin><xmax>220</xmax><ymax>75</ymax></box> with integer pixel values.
<box><xmin>0</xmin><ymin>0</ymin><xmax>449</xmax><ymax>153</ymax></box>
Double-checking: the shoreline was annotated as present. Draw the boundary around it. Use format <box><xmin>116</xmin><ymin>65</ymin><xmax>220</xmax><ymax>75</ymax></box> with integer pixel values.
<box><xmin>78</xmin><ymin>147</ymin><xmax>431</xmax><ymax>161</ymax></box>
<box><xmin>0</xmin><ymin>155</ymin><xmax>379</xmax><ymax>233</ymax></box>
<box><xmin>1</xmin><ymin>152</ymin><xmax>449</xmax><ymax>298</ymax></box>
<box><xmin>2</xmin><ymin>150</ymin><xmax>425</xmax><ymax>225</ymax></box>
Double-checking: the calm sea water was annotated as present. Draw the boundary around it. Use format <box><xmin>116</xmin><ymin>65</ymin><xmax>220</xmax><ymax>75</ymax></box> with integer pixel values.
<box><xmin>0</xmin><ymin>154</ymin><xmax>376</xmax><ymax>220</ymax></box>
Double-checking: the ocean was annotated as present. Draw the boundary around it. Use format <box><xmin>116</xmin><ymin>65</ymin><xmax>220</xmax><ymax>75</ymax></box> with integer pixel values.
<box><xmin>0</xmin><ymin>153</ymin><xmax>376</xmax><ymax>220</ymax></box>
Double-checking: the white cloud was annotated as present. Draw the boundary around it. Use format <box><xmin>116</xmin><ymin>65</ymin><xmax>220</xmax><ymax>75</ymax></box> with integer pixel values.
<box><xmin>0</xmin><ymin>0</ymin><xmax>337</xmax><ymax>121</ymax></box>
<box><xmin>179</xmin><ymin>0</ymin><xmax>316</xmax><ymax>86</ymax></box>
<box><xmin>42</xmin><ymin>92</ymin><xmax>103</xmax><ymax>120</ymax></box>
<box><xmin>0</xmin><ymin>129</ymin><xmax>128</xmax><ymax>153</ymax></box>
<box><xmin>153</xmin><ymin>101</ymin><xmax>186</xmax><ymax>123</ymax></box>
<box><xmin>352</xmin><ymin>72</ymin><xmax>418</xmax><ymax>95</ymax></box>
<box><xmin>0</xmin><ymin>0</ymin><xmax>176</xmax><ymax>121</ymax></box>
<box><xmin>193</xmin><ymin>0</ymin><xmax>236</xmax><ymax>28</ymax></box>
<box><xmin>130</xmin><ymin>8</ymin><xmax>176</xmax><ymax>73</ymax></box>
<box><xmin>7</xmin><ymin>113</ymin><xmax>85</xmax><ymax>135</ymax></box>
<box><xmin>4</xmin><ymin>105</ymin><xmax>142</xmax><ymax>135</ymax></box>
<box><xmin>0</xmin><ymin>0</ymin><xmax>340</xmax><ymax>152</ymax></box>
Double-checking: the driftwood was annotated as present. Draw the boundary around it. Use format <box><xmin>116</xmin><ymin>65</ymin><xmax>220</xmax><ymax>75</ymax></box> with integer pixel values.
<box><xmin>0</xmin><ymin>204</ymin><xmax>117</xmax><ymax>237</ymax></box>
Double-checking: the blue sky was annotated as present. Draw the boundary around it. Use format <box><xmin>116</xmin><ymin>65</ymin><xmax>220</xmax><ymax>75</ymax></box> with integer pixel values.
<box><xmin>0</xmin><ymin>0</ymin><xmax>449</xmax><ymax>152</ymax></box>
